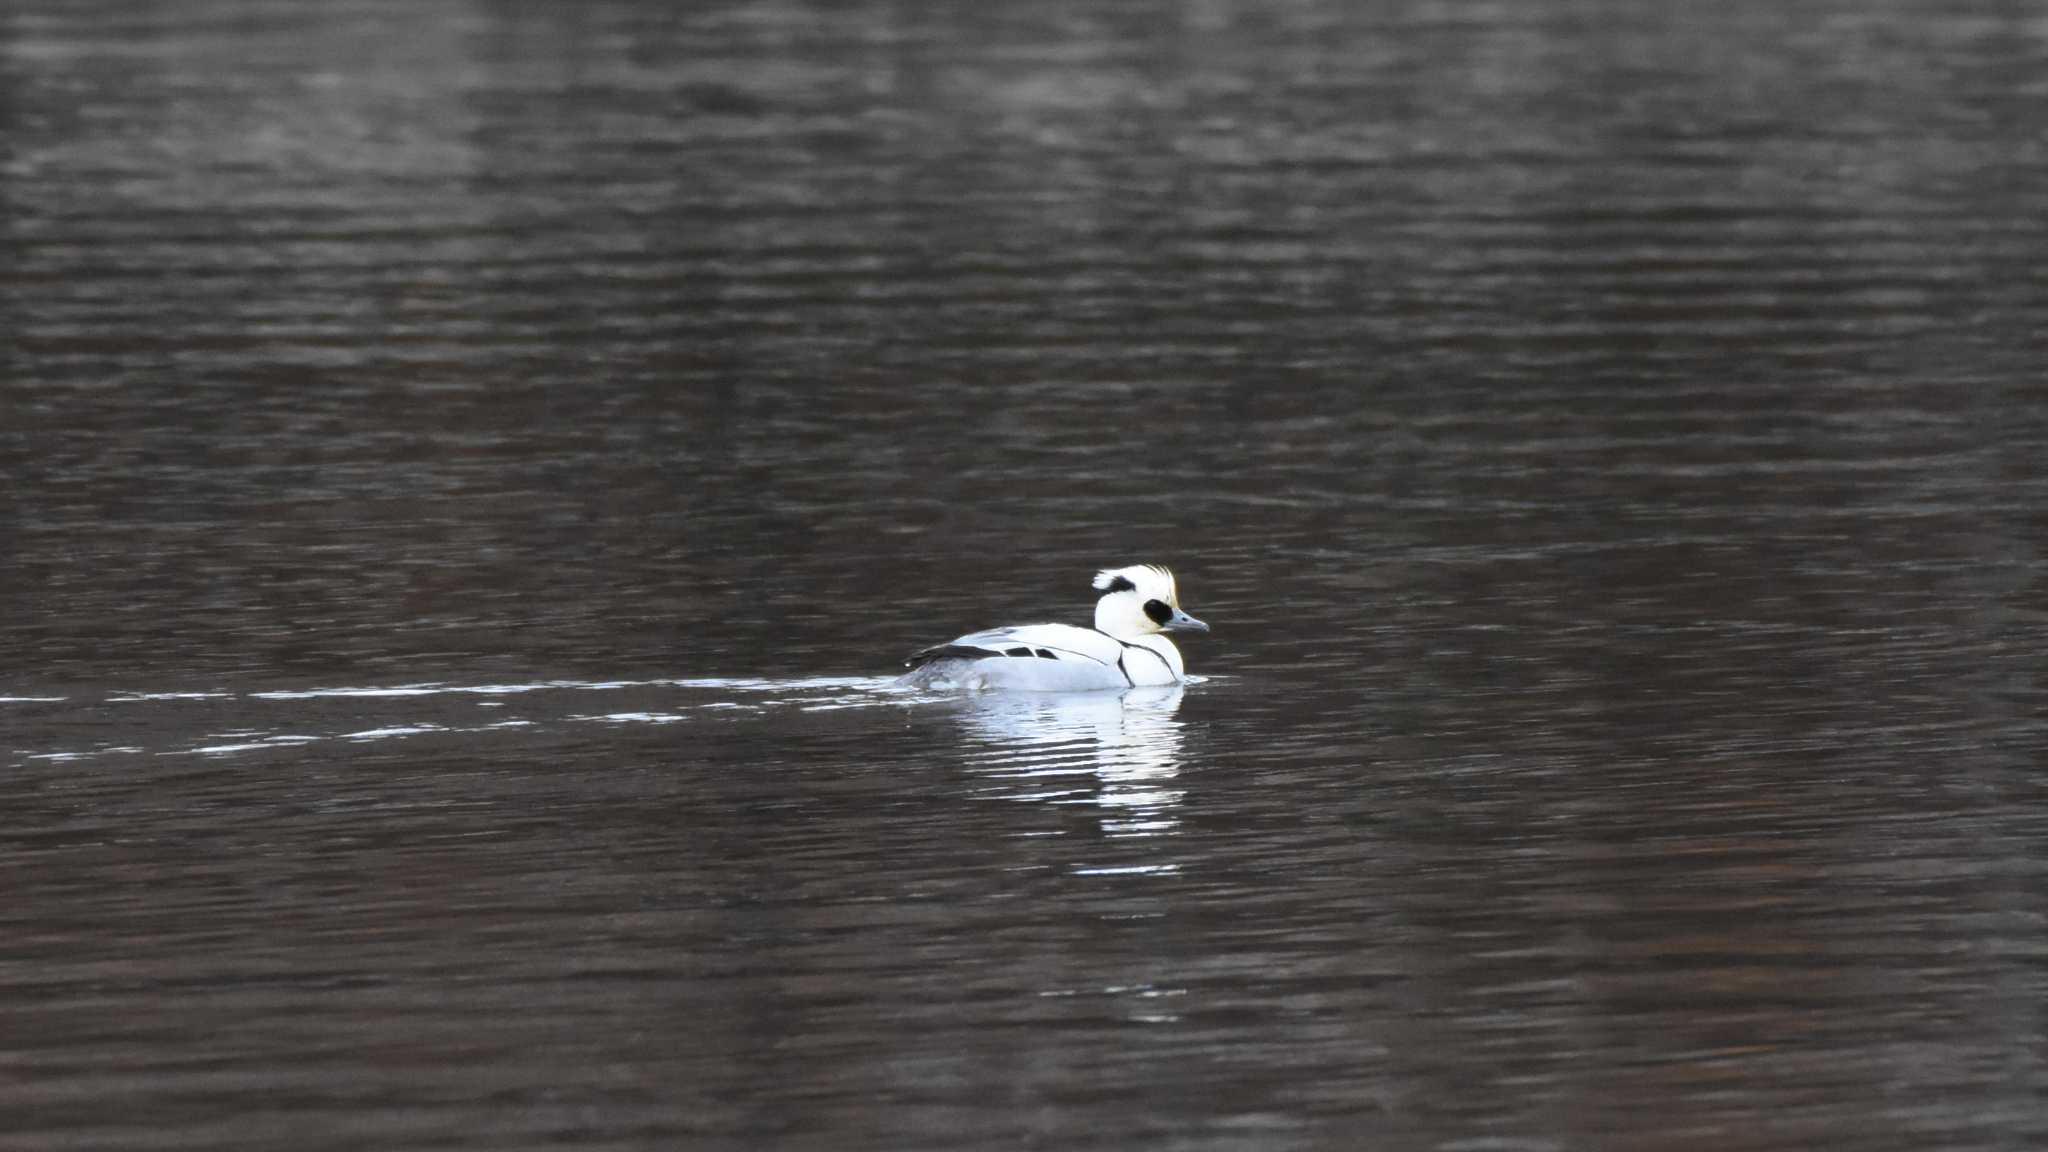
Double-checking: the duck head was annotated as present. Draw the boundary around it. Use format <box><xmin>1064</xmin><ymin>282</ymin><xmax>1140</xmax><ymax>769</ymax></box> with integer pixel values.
<box><xmin>1092</xmin><ymin>564</ymin><xmax>1209</xmax><ymax>639</ymax></box>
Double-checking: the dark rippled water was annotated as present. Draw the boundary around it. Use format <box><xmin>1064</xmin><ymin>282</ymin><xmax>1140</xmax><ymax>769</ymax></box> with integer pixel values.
<box><xmin>6</xmin><ymin>1</ymin><xmax>2048</xmax><ymax>1148</ymax></box>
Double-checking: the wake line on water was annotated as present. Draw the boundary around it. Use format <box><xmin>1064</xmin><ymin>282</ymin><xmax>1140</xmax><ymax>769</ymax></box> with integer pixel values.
<box><xmin>0</xmin><ymin>676</ymin><xmax>907</xmax><ymax>707</ymax></box>
<box><xmin>5</xmin><ymin>676</ymin><xmax>915</xmax><ymax>764</ymax></box>
<box><xmin>246</xmin><ymin>676</ymin><xmax>908</xmax><ymax>701</ymax></box>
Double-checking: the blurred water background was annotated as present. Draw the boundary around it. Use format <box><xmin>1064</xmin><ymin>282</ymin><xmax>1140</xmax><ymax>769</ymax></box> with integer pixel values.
<box><xmin>4</xmin><ymin>1</ymin><xmax>2047</xmax><ymax>1148</ymax></box>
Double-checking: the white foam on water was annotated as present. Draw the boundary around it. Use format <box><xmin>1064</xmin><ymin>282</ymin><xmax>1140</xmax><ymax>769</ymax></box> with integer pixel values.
<box><xmin>246</xmin><ymin>680</ymin><xmax>653</xmax><ymax>701</ymax></box>
<box><xmin>251</xmin><ymin>685</ymin><xmax>449</xmax><ymax>700</ymax></box>
<box><xmin>1072</xmin><ymin>863</ymin><xmax>1182</xmax><ymax>877</ymax></box>
<box><xmin>661</xmin><ymin>676</ymin><xmax>905</xmax><ymax>693</ymax></box>
<box><xmin>109</xmin><ymin>692</ymin><xmax>232</xmax><ymax>702</ymax></box>
<box><xmin>343</xmin><ymin>725</ymin><xmax>446</xmax><ymax>740</ymax></box>
<box><xmin>578</xmin><ymin>712</ymin><xmax>692</xmax><ymax>725</ymax></box>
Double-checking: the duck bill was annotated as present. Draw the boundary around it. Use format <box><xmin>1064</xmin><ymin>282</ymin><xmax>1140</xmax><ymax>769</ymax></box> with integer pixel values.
<box><xmin>1164</xmin><ymin>608</ymin><xmax>1209</xmax><ymax>633</ymax></box>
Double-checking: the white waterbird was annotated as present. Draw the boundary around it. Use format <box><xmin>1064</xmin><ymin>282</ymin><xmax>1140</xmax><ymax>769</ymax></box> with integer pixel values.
<box><xmin>899</xmin><ymin>564</ymin><xmax>1209</xmax><ymax>691</ymax></box>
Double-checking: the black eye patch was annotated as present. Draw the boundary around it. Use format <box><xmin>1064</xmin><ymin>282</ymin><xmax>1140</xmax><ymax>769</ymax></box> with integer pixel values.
<box><xmin>1143</xmin><ymin>599</ymin><xmax>1173</xmax><ymax>625</ymax></box>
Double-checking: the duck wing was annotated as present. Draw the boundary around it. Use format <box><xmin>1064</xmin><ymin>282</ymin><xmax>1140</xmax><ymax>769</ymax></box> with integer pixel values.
<box><xmin>903</xmin><ymin>623</ymin><xmax>1125</xmax><ymax>670</ymax></box>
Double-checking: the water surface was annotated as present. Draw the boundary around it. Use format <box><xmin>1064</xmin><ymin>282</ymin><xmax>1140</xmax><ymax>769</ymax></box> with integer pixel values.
<box><xmin>5</xmin><ymin>1</ymin><xmax>2047</xmax><ymax>1148</ymax></box>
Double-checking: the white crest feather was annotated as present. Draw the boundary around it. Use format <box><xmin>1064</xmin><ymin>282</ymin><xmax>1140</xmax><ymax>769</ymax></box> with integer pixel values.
<box><xmin>1092</xmin><ymin>568</ymin><xmax>1133</xmax><ymax>592</ymax></box>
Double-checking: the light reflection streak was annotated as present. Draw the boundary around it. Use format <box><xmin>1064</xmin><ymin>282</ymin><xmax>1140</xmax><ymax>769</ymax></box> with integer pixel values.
<box><xmin>948</xmin><ymin>686</ymin><xmax>1187</xmax><ymax>839</ymax></box>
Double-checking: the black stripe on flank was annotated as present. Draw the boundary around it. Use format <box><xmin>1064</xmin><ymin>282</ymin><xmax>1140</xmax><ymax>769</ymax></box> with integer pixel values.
<box><xmin>1087</xmin><ymin>627</ymin><xmax>1177</xmax><ymax>681</ymax></box>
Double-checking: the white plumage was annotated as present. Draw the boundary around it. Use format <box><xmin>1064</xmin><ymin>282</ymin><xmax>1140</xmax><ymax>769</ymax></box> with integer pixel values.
<box><xmin>898</xmin><ymin>564</ymin><xmax>1209</xmax><ymax>692</ymax></box>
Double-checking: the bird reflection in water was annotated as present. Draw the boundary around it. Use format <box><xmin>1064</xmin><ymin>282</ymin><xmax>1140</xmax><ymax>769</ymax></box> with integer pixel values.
<box><xmin>946</xmin><ymin>686</ymin><xmax>1186</xmax><ymax>837</ymax></box>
